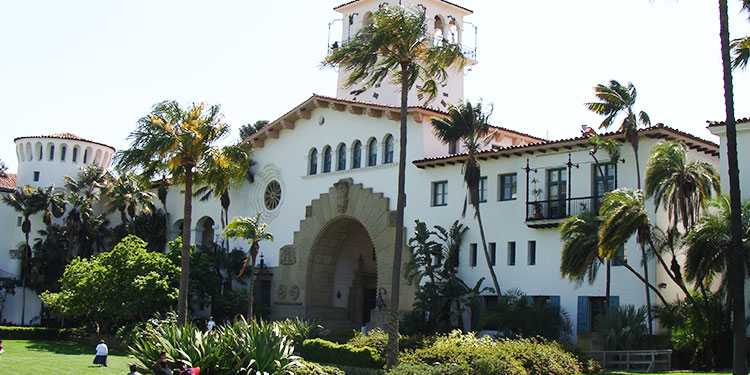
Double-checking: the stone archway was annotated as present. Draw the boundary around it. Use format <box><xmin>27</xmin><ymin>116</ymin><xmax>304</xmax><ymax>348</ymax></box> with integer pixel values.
<box><xmin>271</xmin><ymin>178</ymin><xmax>414</xmax><ymax>329</ymax></box>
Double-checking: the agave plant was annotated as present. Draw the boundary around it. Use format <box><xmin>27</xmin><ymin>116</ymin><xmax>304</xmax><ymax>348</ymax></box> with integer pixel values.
<box><xmin>593</xmin><ymin>304</ymin><xmax>648</xmax><ymax>350</ymax></box>
<box><xmin>129</xmin><ymin>316</ymin><xmax>301</xmax><ymax>375</ymax></box>
<box><xmin>276</xmin><ymin>317</ymin><xmax>329</xmax><ymax>349</ymax></box>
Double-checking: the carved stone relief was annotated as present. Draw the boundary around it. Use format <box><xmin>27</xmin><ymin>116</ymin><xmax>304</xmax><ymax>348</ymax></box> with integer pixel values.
<box><xmin>279</xmin><ymin>245</ymin><xmax>297</xmax><ymax>265</ymax></box>
<box><xmin>277</xmin><ymin>285</ymin><xmax>287</xmax><ymax>300</ymax></box>
<box><xmin>289</xmin><ymin>285</ymin><xmax>300</xmax><ymax>301</ymax></box>
<box><xmin>333</xmin><ymin>179</ymin><xmax>350</xmax><ymax>214</ymax></box>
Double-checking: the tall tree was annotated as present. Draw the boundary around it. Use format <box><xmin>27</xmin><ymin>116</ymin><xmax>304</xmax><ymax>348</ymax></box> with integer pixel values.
<box><xmin>115</xmin><ymin>100</ymin><xmax>231</xmax><ymax>325</ymax></box>
<box><xmin>2</xmin><ymin>186</ymin><xmax>63</xmax><ymax>325</ymax></box>
<box><xmin>645</xmin><ymin>140</ymin><xmax>721</xmax><ymax>231</ymax></box>
<box><xmin>719</xmin><ymin>1</ymin><xmax>748</xmax><ymax>371</ymax></box>
<box><xmin>431</xmin><ymin>101</ymin><xmax>500</xmax><ymax>295</ymax></box>
<box><xmin>239</xmin><ymin>120</ymin><xmax>269</xmax><ymax>140</ymax></box>
<box><xmin>195</xmin><ymin>144</ymin><xmax>255</xmax><ymax>244</ymax></box>
<box><xmin>324</xmin><ymin>6</ymin><xmax>466</xmax><ymax>367</ymax></box>
<box><xmin>586</xmin><ymin>134</ymin><xmax>622</xmax><ymax>308</ymax></box>
<box><xmin>64</xmin><ymin>166</ymin><xmax>110</xmax><ymax>258</ymax></box>
<box><xmin>105</xmin><ymin>173</ymin><xmax>155</xmax><ymax>233</ymax></box>
<box><xmin>585</xmin><ymin>80</ymin><xmax>654</xmax><ymax>331</ymax></box>
<box><xmin>684</xmin><ymin>196</ymin><xmax>750</xmax><ymax>301</ymax></box>
<box><xmin>223</xmin><ymin>214</ymin><xmax>273</xmax><ymax>320</ymax></box>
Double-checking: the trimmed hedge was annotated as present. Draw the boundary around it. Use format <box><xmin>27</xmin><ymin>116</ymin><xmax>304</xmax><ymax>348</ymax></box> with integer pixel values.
<box><xmin>293</xmin><ymin>360</ymin><xmax>346</xmax><ymax>375</ymax></box>
<box><xmin>347</xmin><ymin>329</ymin><xmax>433</xmax><ymax>355</ymax></box>
<box><xmin>299</xmin><ymin>338</ymin><xmax>384</xmax><ymax>369</ymax></box>
<box><xmin>0</xmin><ymin>326</ymin><xmax>84</xmax><ymax>340</ymax></box>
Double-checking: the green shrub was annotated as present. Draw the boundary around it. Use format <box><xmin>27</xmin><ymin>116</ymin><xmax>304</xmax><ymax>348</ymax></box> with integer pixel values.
<box><xmin>0</xmin><ymin>326</ymin><xmax>84</xmax><ymax>340</ymax></box>
<box><xmin>299</xmin><ymin>338</ymin><xmax>384</xmax><ymax>369</ymax></box>
<box><xmin>293</xmin><ymin>361</ymin><xmax>345</xmax><ymax>375</ymax></box>
<box><xmin>478</xmin><ymin>289</ymin><xmax>572</xmax><ymax>342</ymax></box>
<box><xmin>399</xmin><ymin>331</ymin><xmax>580</xmax><ymax>375</ymax></box>
<box><xmin>593</xmin><ymin>304</ymin><xmax>648</xmax><ymax>350</ymax></box>
<box><xmin>348</xmin><ymin>329</ymin><xmax>431</xmax><ymax>355</ymax></box>
<box><xmin>278</xmin><ymin>317</ymin><xmax>329</xmax><ymax>348</ymax></box>
<box><xmin>387</xmin><ymin>363</ymin><xmax>482</xmax><ymax>375</ymax></box>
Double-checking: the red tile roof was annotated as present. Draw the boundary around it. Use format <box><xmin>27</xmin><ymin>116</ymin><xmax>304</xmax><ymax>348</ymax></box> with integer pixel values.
<box><xmin>334</xmin><ymin>0</ymin><xmax>473</xmax><ymax>14</ymax></box>
<box><xmin>0</xmin><ymin>173</ymin><xmax>17</xmax><ymax>192</ymax></box>
<box><xmin>707</xmin><ymin>117</ymin><xmax>750</xmax><ymax>127</ymax></box>
<box><xmin>413</xmin><ymin>123</ymin><xmax>719</xmax><ymax>168</ymax></box>
<box><xmin>14</xmin><ymin>133</ymin><xmax>115</xmax><ymax>151</ymax></box>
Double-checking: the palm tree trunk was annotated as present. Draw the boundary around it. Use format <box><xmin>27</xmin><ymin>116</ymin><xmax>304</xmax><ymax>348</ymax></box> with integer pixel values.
<box><xmin>177</xmin><ymin>167</ymin><xmax>194</xmax><ymax>325</ymax></box>
<box><xmin>646</xmin><ymin>237</ymin><xmax>695</xmax><ymax>304</ymax></box>
<box><xmin>606</xmin><ymin>262</ymin><xmax>611</xmax><ymax>312</ymax></box>
<box><xmin>632</xmin><ymin>143</ymin><xmax>653</xmax><ymax>333</ymax></box>
<box><xmin>718</xmin><ymin>1</ymin><xmax>748</xmax><ymax>372</ymax></box>
<box><xmin>20</xmin><ymin>225</ymin><xmax>29</xmax><ymax>326</ymax></box>
<box><xmin>247</xmin><ymin>253</ymin><xmax>257</xmax><ymax>321</ymax></box>
<box><xmin>386</xmin><ymin>65</ymin><xmax>410</xmax><ymax>369</ymax></box>
<box><xmin>615</xmin><ymin>255</ymin><xmax>670</xmax><ymax>308</ymax></box>
<box><xmin>476</xmin><ymin>209</ymin><xmax>500</xmax><ymax>295</ymax></box>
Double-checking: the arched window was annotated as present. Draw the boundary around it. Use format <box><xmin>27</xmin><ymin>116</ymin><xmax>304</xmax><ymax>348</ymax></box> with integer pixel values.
<box><xmin>72</xmin><ymin>147</ymin><xmax>79</xmax><ymax>163</ymax></box>
<box><xmin>383</xmin><ymin>135</ymin><xmax>394</xmax><ymax>164</ymax></box>
<box><xmin>309</xmin><ymin>148</ymin><xmax>318</xmax><ymax>175</ymax></box>
<box><xmin>323</xmin><ymin>146</ymin><xmax>332</xmax><ymax>173</ymax></box>
<box><xmin>337</xmin><ymin>143</ymin><xmax>347</xmax><ymax>171</ymax></box>
<box><xmin>60</xmin><ymin>145</ymin><xmax>67</xmax><ymax>161</ymax></box>
<box><xmin>83</xmin><ymin>148</ymin><xmax>90</xmax><ymax>164</ymax></box>
<box><xmin>352</xmin><ymin>140</ymin><xmax>362</xmax><ymax>169</ymax></box>
<box><xmin>35</xmin><ymin>142</ymin><xmax>43</xmax><ymax>160</ymax></box>
<box><xmin>48</xmin><ymin>144</ymin><xmax>55</xmax><ymax>161</ymax></box>
<box><xmin>367</xmin><ymin>138</ymin><xmax>377</xmax><ymax>167</ymax></box>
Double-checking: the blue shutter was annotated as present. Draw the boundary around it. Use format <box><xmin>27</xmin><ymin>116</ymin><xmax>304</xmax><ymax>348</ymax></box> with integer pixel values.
<box><xmin>610</xmin><ymin>296</ymin><xmax>619</xmax><ymax>310</ymax></box>
<box><xmin>550</xmin><ymin>295</ymin><xmax>561</xmax><ymax>307</ymax></box>
<box><xmin>525</xmin><ymin>296</ymin><xmax>534</xmax><ymax>306</ymax></box>
<box><xmin>577</xmin><ymin>296</ymin><xmax>589</xmax><ymax>333</ymax></box>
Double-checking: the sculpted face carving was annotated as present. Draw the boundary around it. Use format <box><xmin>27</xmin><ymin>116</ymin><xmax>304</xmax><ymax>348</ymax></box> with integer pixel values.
<box><xmin>333</xmin><ymin>179</ymin><xmax>350</xmax><ymax>214</ymax></box>
<box><xmin>277</xmin><ymin>285</ymin><xmax>287</xmax><ymax>300</ymax></box>
<box><xmin>279</xmin><ymin>245</ymin><xmax>297</xmax><ymax>265</ymax></box>
<box><xmin>289</xmin><ymin>285</ymin><xmax>300</xmax><ymax>301</ymax></box>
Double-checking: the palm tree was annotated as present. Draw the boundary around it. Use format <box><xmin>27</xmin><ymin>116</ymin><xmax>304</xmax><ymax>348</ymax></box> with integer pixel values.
<box><xmin>115</xmin><ymin>100</ymin><xmax>231</xmax><ymax>325</ymax></box>
<box><xmin>105</xmin><ymin>173</ymin><xmax>155</xmax><ymax>233</ymax></box>
<box><xmin>560</xmin><ymin>213</ymin><xmax>606</xmax><ymax>301</ymax></box>
<box><xmin>431</xmin><ymin>101</ymin><xmax>500</xmax><ymax>295</ymax></box>
<box><xmin>585</xmin><ymin>80</ymin><xmax>654</xmax><ymax>331</ymax></box>
<box><xmin>195</xmin><ymin>144</ymin><xmax>255</xmax><ymax>244</ymax></box>
<box><xmin>64</xmin><ymin>166</ymin><xmax>109</xmax><ymax>258</ymax></box>
<box><xmin>645</xmin><ymin>140</ymin><xmax>721</xmax><ymax>231</ymax></box>
<box><xmin>684</xmin><ymin>196</ymin><xmax>750</xmax><ymax>300</ymax></box>
<box><xmin>223</xmin><ymin>214</ymin><xmax>273</xmax><ymax>320</ymax></box>
<box><xmin>719</xmin><ymin>1</ymin><xmax>748</xmax><ymax>369</ymax></box>
<box><xmin>585</xmin><ymin>134</ymin><xmax>621</xmax><ymax>307</ymax></box>
<box><xmin>2</xmin><ymin>186</ymin><xmax>52</xmax><ymax>325</ymax></box>
<box><xmin>324</xmin><ymin>6</ymin><xmax>466</xmax><ymax>366</ymax></box>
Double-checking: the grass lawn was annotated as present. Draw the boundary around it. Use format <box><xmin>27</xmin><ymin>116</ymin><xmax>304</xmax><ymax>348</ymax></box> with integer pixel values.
<box><xmin>608</xmin><ymin>372</ymin><xmax>731</xmax><ymax>374</ymax></box>
<box><xmin>0</xmin><ymin>339</ymin><xmax>136</xmax><ymax>375</ymax></box>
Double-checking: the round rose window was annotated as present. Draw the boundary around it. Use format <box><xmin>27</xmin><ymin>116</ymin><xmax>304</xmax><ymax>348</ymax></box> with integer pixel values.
<box><xmin>264</xmin><ymin>180</ymin><xmax>282</xmax><ymax>210</ymax></box>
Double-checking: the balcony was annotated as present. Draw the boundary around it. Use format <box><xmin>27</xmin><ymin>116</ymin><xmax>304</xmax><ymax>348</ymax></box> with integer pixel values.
<box><xmin>525</xmin><ymin>196</ymin><xmax>603</xmax><ymax>228</ymax></box>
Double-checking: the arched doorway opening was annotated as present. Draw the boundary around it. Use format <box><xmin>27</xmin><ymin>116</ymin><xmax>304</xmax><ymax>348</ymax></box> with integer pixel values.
<box><xmin>307</xmin><ymin>217</ymin><xmax>377</xmax><ymax>330</ymax></box>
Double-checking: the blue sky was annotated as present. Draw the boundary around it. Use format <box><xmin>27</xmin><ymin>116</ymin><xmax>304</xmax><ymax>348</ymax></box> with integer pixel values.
<box><xmin>1</xmin><ymin>0</ymin><xmax>749</xmax><ymax>172</ymax></box>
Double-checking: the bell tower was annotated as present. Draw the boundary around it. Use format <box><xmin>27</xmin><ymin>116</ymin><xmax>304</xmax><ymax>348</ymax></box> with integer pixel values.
<box><xmin>330</xmin><ymin>0</ymin><xmax>477</xmax><ymax>110</ymax></box>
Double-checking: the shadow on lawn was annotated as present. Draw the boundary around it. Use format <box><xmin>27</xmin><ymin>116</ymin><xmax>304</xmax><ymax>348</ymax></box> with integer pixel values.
<box><xmin>25</xmin><ymin>340</ymin><xmax>125</xmax><ymax>357</ymax></box>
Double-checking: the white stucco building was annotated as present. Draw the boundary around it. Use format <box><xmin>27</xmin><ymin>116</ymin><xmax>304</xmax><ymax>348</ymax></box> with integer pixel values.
<box><xmin>0</xmin><ymin>0</ymin><xmax>744</xmax><ymax>343</ymax></box>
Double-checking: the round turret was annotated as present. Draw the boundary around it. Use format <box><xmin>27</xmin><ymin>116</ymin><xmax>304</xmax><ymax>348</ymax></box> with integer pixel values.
<box><xmin>13</xmin><ymin>133</ymin><xmax>115</xmax><ymax>188</ymax></box>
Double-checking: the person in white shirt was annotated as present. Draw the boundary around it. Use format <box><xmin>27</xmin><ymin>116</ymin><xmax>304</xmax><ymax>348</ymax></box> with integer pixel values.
<box><xmin>93</xmin><ymin>340</ymin><xmax>108</xmax><ymax>367</ymax></box>
<box><xmin>206</xmin><ymin>316</ymin><xmax>216</xmax><ymax>333</ymax></box>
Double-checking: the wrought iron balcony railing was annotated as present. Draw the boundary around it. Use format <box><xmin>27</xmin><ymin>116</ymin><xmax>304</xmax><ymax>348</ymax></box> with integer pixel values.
<box><xmin>526</xmin><ymin>195</ymin><xmax>604</xmax><ymax>222</ymax></box>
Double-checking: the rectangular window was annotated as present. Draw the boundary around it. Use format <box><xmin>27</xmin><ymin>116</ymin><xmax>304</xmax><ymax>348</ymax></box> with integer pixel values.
<box><xmin>612</xmin><ymin>245</ymin><xmax>626</xmax><ymax>267</ymax></box>
<box><xmin>547</xmin><ymin>168</ymin><xmax>567</xmax><ymax>218</ymax></box>
<box><xmin>507</xmin><ymin>241</ymin><xmax>516</xmax><ymax>266</ymax></box>
<box><xmin>593</xmin><ymin>163</ymin><xmax>616</xmax><ymax>212</ymax></box>
<box><xmin>489</xmin><ymin>242</ymin><xmax>496</xmax><ymax>266</ymax></box>
<box><xmin>448</xmin><ymin>140</ymin><xmax>457</xmax><ymax>155</ymax></box>
<box><xmin>17</xmin><ymin>217</ymin><xmax>22</xmax><ymax>227</ymax></box>
<box><xmin>33</xmin><ymin>171</ymin><xmax>40</xmax><ymax>182</ymax></box>
<box><xmin>432</xmin><ymin>181</ymin><xmax>448</xmax><ymax>207</ymax></box>
<box><xmin>478</xmin><ymin>176</ymin><xmax>487</xmax><ymax>203</ymax></box>
<box><xmin>527</xmin><ymin>240</ymin><xmax>536</xmax><ymax>265</ymax></box>
<box><xmin>498</xmin><ymin>173</ymin><xmax>517</xmax><ymax>201</ymax></box>
<box><xmin>470</xmin><ymin>243</ymin><xmax>477</xmax><ymax>267</ymax></box>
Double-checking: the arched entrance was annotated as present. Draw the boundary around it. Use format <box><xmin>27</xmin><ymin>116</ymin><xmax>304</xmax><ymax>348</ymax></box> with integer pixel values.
<box><xmin>271</xmin><ymin>178</ymin><xmax>415</xmax><ymax>330</ymax></box>
<box><xmin>306</xmin><ymin>217</ymin><xmax>377</xmax><ymax>329</ymax></box>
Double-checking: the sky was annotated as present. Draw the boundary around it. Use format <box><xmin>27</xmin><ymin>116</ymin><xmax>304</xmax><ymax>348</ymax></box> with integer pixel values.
<box><xmin>2</xmin><ymin>0</ymin><xmax>750</xmax><ymax>172</ymax></box>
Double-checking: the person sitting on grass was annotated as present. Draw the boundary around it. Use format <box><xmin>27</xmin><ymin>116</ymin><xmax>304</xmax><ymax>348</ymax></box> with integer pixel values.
<box><xmin>127</xmin><ymin>363</ymin><xmax>141</xmax><ymax>375</ymax></box>
<box><xmin>92</xmin><ymin>339</ymin><xmax>108</xmax><ymax>367</ymax></box>
<box><xmin>155</xmin><ymin>360</ymin><xmax>172</xmax><ymax>375</ymax></box>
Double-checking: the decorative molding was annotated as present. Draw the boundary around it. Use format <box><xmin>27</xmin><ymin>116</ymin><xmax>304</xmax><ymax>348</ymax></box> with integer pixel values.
<box><xmin>333</xmin><ymin>179</ymin><xmax>350</xmax><ymax>214</ymax></box>
<box><xmin>277</xmin><ymin>284</ymin><xmax>287</xmax><ymax>300</ymax></box>
<box><xmin>289</xmin><ymin>285</ymin><xmax>300</xmax><ymax>301</ymax></box>
<box><xmin>301</xmin><ymin>162</ymin><xmax>397</xmax><ymax>180</ymax></box>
